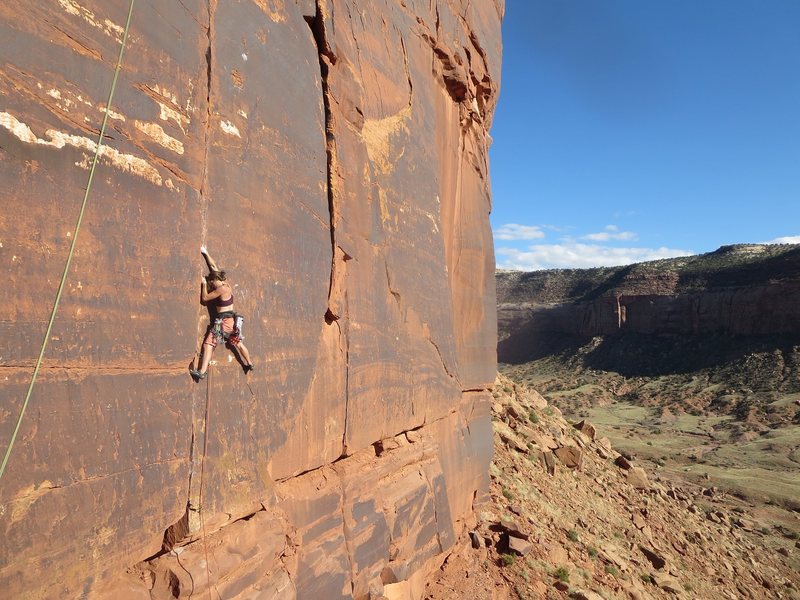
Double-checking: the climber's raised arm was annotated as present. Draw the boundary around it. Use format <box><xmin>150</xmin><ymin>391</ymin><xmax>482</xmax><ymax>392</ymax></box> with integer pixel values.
<box><xmin>201</xmin><ymin>246</ymin><xmax>220</xmax><ymax>274</ymax></box>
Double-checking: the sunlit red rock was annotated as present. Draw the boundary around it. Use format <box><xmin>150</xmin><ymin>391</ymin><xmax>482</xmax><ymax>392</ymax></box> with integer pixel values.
<box><xmin>0</xmin><ymin>1</ymin><xmax>502</xmax><ymax>597</ymax></box>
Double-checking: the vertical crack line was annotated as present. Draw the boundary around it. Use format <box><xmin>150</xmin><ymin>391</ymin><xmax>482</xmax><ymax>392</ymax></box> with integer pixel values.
<box><xmin>304</xmin><ymin>3</ymin><xmax>351</xmax><ymax>456</ymax></box>
<box><xmin>420</xmin><ymin>467</ymin><xmax>445</xmax><ymax>554</ymax></box>
<box><xmin>199</xmin><ymin>0</ymin><xmax>216</xmax><ymax>244</ymax></box>
<box><xmin>334</xmin><ymin>467</ymin><xmax>357</xmax><ymax>596</ymax></box>
<box><xmin>399</xmin><ymin>33</ymin><xmax>413</xmax><ymax>108</ymax></box>
<box><xmin>344</xmin><ymin>298</ymin><xmax>351</xmax><ymax>454</ymax></box>
<box><xmin>304</xmin><ymin>4</ymin><xmax>339</xmax><ymax>323</ymax></box>
<box><xmin>188</xmin><ymin>0</ymin><xmax>216</xmax><ymax>536</ymax></box>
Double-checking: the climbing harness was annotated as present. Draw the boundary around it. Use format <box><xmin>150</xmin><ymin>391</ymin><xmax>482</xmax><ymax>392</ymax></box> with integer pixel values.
<box><xmin>211</xmin><ymin>313</ymin><xmax>244</xmax><ymax>346</ymax></box>
<box><xmin>0</xmin><ymin>0</ymin><xmax>136</xmax><ymax>484</ymax></box>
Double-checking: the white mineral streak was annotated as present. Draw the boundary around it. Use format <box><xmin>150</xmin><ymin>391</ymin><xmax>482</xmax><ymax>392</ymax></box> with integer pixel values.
<box><xmin>220</xmin><ymin>120</ymin><xmax>241</xmax><ymax>137</ymax></box>
<box><xmin>57</xmin><ymin>0</ymin><xmax>124</xmax><ymax>43</ymax></box>
<box><xmin>47</xmin><ymin>88</ymin><xmax>95</xmax><ymax>112</ymax></box>
<box><xmin>101</xmin><ymin>107</ymin><xmax>126</xmax><ymax>121</ymax></box>
<box><xmin>158</xmin><ymin>103</ymin><xmax>188</xmax><ymax>133</ymax></box>
<box><xmin>47</xmin><ymin>88</ymin><xmax>77</xmax><ymax>111</ymax></box>
<box><xmin>0</xmin><ymin>112</ymin><xmax>38</xmax><ymax>143</ymax></box>
<box><xmin>134</xmin><ymin>121</ymin><xmax>184</xmax><ymax>155</ymax></box>
<box><xmin>1</xmin><ymin>111</ymin><xmax>163</xmax><ymax>187</ymax></box>
<box><xmin>103</xmin><ymin>19</ymin><xmax>125</xmax><ymax>37</ymax></box>
<box><xmin>152</xmin><ymin>85</ymin><xmax>179</xmax><ymax>105</ymax></box>
<box><xmin>150</xmin><ymin>86</ymin><xmax>190</xmax><ymax>133</ymax></box>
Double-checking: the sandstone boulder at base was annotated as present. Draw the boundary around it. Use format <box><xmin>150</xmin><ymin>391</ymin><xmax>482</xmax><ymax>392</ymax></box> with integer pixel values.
<box><xmin>573</xmin><ymin>419</ymin><xmax>597</xmax><ymax>440</ymax></box>
<box><xmin>615</xmin><ymin>455</ymin><xmax>633</xmax><ymax>470</ymax></box>
<box><xmin>507</xmin><ymin>535</ymin><xmax>533</xmax><ymax>556</ymax></box>
<box><xmin>554</xmin><ymin>446</ymin><xmax>583</xmax><ymax>470</ymax></box>
<box><xmin>626</xmin><ymin>467</ymin><xmax>651</xmax><ymax>489</ymax></box>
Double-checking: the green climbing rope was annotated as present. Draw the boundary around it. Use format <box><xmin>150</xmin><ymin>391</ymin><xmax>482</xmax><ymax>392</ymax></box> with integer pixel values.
<box><xmin>0</xmin><ymin>0</ymin><xmax>137</xmax><ymax>484</ymax></box>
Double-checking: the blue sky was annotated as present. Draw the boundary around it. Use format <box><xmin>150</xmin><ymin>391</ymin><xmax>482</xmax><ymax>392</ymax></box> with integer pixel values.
<box><xmin>489</xmin><ymin>0</ymin><xmax>800</xmax><ymax>270</ymax></box>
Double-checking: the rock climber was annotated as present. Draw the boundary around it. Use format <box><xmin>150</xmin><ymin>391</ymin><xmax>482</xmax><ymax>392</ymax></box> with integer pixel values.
<box><xmin>190</xmin><ymin>246</ymin><xmax>254</xmax><ymax>380</ymax></box>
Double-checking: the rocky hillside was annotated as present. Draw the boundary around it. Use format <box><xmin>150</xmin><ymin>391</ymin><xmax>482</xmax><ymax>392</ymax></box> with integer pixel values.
<box><xmin>496</xmin><ymin>245</ymin><xmax>800</xmax><ymax>419</ymax></box>
<box><xmin>0</xmin><ymin>1</ymin><xmax>501</xmax><ymax>598</ymax></box>
<box><xmin>424</xmin><ymin>375</ymin><xmax>800</xmax><ymax>600</ymax></box>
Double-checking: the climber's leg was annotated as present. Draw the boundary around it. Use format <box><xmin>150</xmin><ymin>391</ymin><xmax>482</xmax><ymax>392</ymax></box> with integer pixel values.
<box><xmin>190</xmin><ymin>329</ymin><xmax>217</xmax><ymax>380</ymax></box>
<box><xmin>235</xmin><ymin>341</ymin><xmax>253</xmax><ymax>372</ymax></box>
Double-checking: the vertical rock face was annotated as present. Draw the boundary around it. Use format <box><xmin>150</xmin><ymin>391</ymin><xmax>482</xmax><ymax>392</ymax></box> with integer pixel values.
<box><xmin>0</xmin><ymin>1</ymin><xmax>501</xmax><ymax>598</ymax></box>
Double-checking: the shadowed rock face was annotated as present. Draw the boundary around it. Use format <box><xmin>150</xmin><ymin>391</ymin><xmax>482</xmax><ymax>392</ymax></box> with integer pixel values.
<box><xmin>0</xmin><ymin>1</ymin><xmax>502</xmax><ymax>597</ymax></box>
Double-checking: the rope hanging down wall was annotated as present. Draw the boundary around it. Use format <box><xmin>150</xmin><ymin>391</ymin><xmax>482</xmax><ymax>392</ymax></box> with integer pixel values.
<box><xmin>0</xmin><ymin>0</ymin><xmax>137</xmax><ymax>484</ymax></box>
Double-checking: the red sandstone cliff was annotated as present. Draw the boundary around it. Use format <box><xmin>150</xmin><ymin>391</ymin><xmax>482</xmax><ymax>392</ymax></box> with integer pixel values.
<box><xmin>0</xmin><ymin>1</ymin><xmax>502</xmax><ymax>598</ymax></box>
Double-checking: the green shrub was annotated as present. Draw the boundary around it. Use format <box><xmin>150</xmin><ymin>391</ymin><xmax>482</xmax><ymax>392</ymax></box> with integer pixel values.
<box><xmin>528</xmin><ymin>410</ymin><xmax>539</xmax><ymax>424</ymax></box>
<box><xmin>501</xmin><ymin>553</ymin><xmax>515</xmax><ymax>567</ymax></box>
<box><xmin>554</xmin><ymin>567</ymin><xmax>569</xmax><ymax>583</ymax></box>
<box><xmin>567</xmin><ymin>529</ymin><xmax>579</xmax><ymax>542</ymax></box>
<box><xmin>587</xmin><ymin>546</ymin><xmax>598</xmax><ymax>558</ymax></box>
<box><xmin>502</xmin><ymin>486</ymin><xmax>514</xmax><ymax>501</ymax></box>
<box><xmin>604</xmin><ymin>565</ymin><xmax>619</xmax><ymax>578</ymax></box>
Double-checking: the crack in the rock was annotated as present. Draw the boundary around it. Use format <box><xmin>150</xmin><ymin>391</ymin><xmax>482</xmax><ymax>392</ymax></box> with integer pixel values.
<box><xmin>3</xmin><ymin>458</ymin><xmax>185</xmax><ymax>504</ymax></box>
<box><xmin>198</xmin><ymin>0</ymin><xmax>215</xmax><ymax>242</ymax></box>
<box><xmin>180</xmin><ymin>0</ymin><xmax>216</xmax><ymax>557</ymax></box>
<box><xmin>176</xmin><ymin>0</ymin><xmax>206</xmax><ymax>29</ymax></box>
<box><xmin>304</xmin><ymin>2</ymin><xmax>340</xmax><ymax>325</ymax></box>
<box><xmin>426</xmin><ymin>333</ymin><xmax>457</xmax><ymax>383</ymax></box>
<box><xmin>44</xmin><ymin>20</ymin><xmax>102</xmax><ymax>61</ymax></box>
<box><xmin>332</xmin><ymin>466</ymin><xmax>358</xmax><ymax>596</ymax></box>
<box><xmin>399</xmin><ymin>31</ymin><xmax>413</xmax><ymax>100</ymax></box>
<box><xmin>304</xmin><ymin>2</ymin><xmax>354</xmax><ymax>458</ymax></box>
<box><xmin>419</xmin><ymin>467</ymin><xmax>445</xmax><ymax>554</ymax></box>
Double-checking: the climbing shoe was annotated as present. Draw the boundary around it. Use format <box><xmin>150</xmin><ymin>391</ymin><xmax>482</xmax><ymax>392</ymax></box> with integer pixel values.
<box><xmin>243</xmin><ymin>364</ymin><xmax>254</xmax><ymax>374</ymax></box>
<box><xmin>190</xmin><ymin>369</ymin><xmax>206</xmax><ymax>380</ymax></box>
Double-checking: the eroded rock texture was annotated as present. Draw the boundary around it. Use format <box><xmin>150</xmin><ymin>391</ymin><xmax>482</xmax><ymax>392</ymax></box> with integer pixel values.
<box><xmin>0</xmin><ymin>1</ymin><xmax>502</xmax><ymax>597</ymax></box>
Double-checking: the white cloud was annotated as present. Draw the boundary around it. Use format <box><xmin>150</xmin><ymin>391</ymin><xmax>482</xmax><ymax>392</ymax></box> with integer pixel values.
<box><xmin>496</xmin><ymin>243</ymin><xmax>693</xmax><ymax>271</ymax></box>
<box><xmin>763</xmin><ymin>235</ymin><xmax>800</xmax><ymax>244</ymax></box>
<box><xmin>493</xmin><ymin>223</ymin><xmax>546</xmax><ymax>241</ymax></box>
<box><xmin>581</xmin><ymin>224</ymin><xmax>637</xmax><ymax>241</ymax></box>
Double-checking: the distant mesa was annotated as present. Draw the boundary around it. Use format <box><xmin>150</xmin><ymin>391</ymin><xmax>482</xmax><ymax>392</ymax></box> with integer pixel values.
<box><xmin>496</xmin><ymin>242</ymin><xmax>800</xmax><ymax>365</ymax></box>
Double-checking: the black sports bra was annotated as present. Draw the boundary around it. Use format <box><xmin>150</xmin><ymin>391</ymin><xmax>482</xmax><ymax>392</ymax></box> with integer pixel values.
<box><xmin>217</xmin><ymin>291</ymin><xmax>234</xmax><ymax>307</ymax></box>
